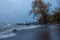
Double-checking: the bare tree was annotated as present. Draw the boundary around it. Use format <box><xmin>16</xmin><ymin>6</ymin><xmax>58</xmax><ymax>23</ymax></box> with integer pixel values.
<box><xmin>30</xmin><ymin>0</ymin><xmax>52</xmax><ymax>24</ymax></box>
<box><xmin>53</xmin><ymin>8</ymin><xmax>60</xmax><ymax>24</ymax></box>
<box><xmin>30</xmin><ymin>0</ymin><xmax>60</xmax><ymax>24</ymax></box>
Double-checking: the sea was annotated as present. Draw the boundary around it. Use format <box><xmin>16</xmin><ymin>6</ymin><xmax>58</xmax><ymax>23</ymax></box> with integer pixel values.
<box><xmin>0</xmin><ymin>23</ymin><xmax>60</xmax><ymax>40</ymax></box>
<box><xmin>0</xmin><ymin>23</ymin><xmax>40</xmax><ymax>39</ymax></box>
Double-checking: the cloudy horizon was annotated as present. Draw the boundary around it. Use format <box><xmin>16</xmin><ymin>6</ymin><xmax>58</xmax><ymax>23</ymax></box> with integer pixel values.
<box><xmin>0</xmin><ymin>0</ymin><xmax>59</xmax><ymax>24</ymax></box>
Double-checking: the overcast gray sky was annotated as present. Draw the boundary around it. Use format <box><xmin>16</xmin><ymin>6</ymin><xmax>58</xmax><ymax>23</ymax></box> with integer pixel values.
<box><xmin>0</xmin><ymin>0</ymin><xmax>59</xmax><ymax>24</ymax></box>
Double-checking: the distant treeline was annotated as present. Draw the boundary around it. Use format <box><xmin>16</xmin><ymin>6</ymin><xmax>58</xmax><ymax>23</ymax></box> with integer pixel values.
<box><xmin>16</xmin><ymin>22</ymin><xmax>39</xmax><ymax>25</ymax></box>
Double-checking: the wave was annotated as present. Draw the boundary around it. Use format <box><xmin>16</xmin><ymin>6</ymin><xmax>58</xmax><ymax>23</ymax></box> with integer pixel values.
<box><xmin>0</xmin><ymin>32</ymin><xmax>17</xmax><ymax>39</ymax></box>
<box><xmin>0</xmin><ymin>25</ymin><xmax>40</xmax><ymax>39</ymax></box>
<box><xmin>0</xmin><ymin>25</ymin><xmax>40</xmax><ymax>33</ymax></box>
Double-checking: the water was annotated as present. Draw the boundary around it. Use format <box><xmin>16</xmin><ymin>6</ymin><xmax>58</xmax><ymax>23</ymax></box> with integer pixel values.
<box><xmin>0</xmin><ymin>24</ymin><xmax>60</xmax><ymax>40</ymax></box>
<box><xmin>0</xmin><ymin>24</ymin><xmax>40</xmax><ymax>39</ymax></box>
<box><xmin>49</xmin><ymin>24</ymin><xmax>60</xmax><ymax>40</ymax></box>
<box><xmin>0</xmin><ymin>33</ymin><xmax>16</xmax><ymax>39</ymax></box>
<box><xmin>0</xmin><ymin>24</ymin><xmax>40</xmax><ymax>33</ymax></box>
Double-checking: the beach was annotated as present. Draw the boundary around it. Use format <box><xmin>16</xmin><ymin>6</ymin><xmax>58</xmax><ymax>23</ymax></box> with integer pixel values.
<box><xmin>0</xmin><ymin>25</ymin><xmax>60</xmax><ymax>40</ymax></box>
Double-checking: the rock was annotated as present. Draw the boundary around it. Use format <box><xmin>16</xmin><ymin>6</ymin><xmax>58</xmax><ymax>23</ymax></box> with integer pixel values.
<box><xmin>12</xmin><ymin>29</ymin><xmax>17</xmax><ymax>33</ymax></box>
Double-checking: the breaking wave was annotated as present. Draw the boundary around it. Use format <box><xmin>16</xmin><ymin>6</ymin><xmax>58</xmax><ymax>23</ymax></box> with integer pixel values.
<box><xmin>0</xmin><ymin>23</ymin><xmax>40</xmax><ymax>39</ymax></box>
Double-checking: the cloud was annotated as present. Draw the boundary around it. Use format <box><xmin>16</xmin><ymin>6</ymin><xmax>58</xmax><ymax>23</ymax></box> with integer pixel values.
<box><xmin>0</xmin><ymin>0</ymin><xmax>59</xmax><ymax>23</ymax></box>
<box><xmin>0</xmin><ymin>0</ymin><xmax>34</xmax><ymax>24</ymax></box>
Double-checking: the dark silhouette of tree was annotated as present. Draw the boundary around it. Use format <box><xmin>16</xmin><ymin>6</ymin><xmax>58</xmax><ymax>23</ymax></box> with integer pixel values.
<box><xmin>30</xmin><ymin>0</ymin><xmax>60</xmax><ymax>24</ymax></box>
<box><xmin>53</xmin><ymin>8</ymin><xmax>60</xmax><ymax>24</ymax></box>
<box><xmin>30</xmin><ymin>0</ymin><xmax>51</xmax><ymax>24</ymax></box>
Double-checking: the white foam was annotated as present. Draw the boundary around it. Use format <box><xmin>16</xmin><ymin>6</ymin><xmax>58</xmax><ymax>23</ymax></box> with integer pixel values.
<box><xmin>0</xmin><ymin>33</ymin><xmax>16</xmax><ymax>39</ymax></box>
<box><xmin>17</xmin><ymin>25</ymin><xmax>40</xmax><ymax>30</ymax></box>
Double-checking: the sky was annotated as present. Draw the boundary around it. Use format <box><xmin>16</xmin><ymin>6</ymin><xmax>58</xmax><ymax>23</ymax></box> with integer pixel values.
<box><xmin>0</xmin><ymin>0</ymin><xmax>35</xmax><ymax>24</ymax></box>
<box><xmin>0</xmin><ymin>0</ymin><xmax>59</xmax><ymax>24</ymax></box>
